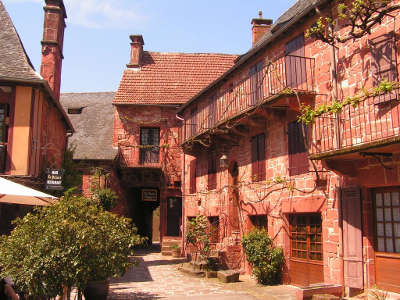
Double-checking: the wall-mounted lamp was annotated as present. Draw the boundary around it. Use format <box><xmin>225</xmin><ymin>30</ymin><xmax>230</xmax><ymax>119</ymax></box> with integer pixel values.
<box><xmin>219</xmin><ymin>154</ymin><xmax>229</xmax><ymax>169</ymax></box>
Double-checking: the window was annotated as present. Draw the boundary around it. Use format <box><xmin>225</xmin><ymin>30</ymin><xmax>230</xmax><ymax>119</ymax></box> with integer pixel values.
<box><xmin>249</xmin><ymin>215</ymin><xmax>267</xmax><ymax>230</ymax></box>
<box><xmin>250</xmin><ymin>61</ymin><xmax>264</xmax><ymax>105</ymax></box>
<box><xmin>208</xmin><ymin>152</ymin><xmax>217</xmax><ymax>190</ymax></box>
<box><xmin>189</xmin><ymin>159</ymin><xmax>196</xmax><ymax>194</ymax></box>
<box><xmin>288</xmin><ymin>121</ymin><xmax>309</xmax><ymax>176</ymax></box>
<box><xmin>290</xmin><ymin>214</ymin><xmax>322</xmax><ymax>261</ymax></box>
<box><xmin>370</xmin><ymin>33</ymin><xmax>398</xmax><ymax>104</ymax></box>
<box><xmin>208</xmin><ymin>216</ymin><xmax>220</xmax><ymax>244</ymax></box>
<box><xmin>374</xmin><ymin>190</ymin><xmax>400</xmax><ymax>253</ymax></box>
<box><xmin>0</xmin><ymin>103</ymin><xmax>10</xmax><ymax>173</ymax></box>
<box><xmin>251</xmin><ymin>133</ymin><xmax>266</xmax><ymax>182</ymax></box>
<box><xmin>67</xmin><ymin>107</ymin><xmax>84</xmax><ymax>114</ymax></box>
<box><xmin>139</xmin><ymin>127</ymin><xmax>160</xmax><ymax>164</ymax></box>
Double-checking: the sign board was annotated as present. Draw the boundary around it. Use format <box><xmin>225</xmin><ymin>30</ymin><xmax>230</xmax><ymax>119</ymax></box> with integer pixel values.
<box><xmin>46</xmin><ymin>169</ymin><xmax>64</xmax><ymax>191</ymax></box>
<box><xmin>142</xmin><ymin>189</ymin><xmax>158</xmax><ymax>202</ymax></box>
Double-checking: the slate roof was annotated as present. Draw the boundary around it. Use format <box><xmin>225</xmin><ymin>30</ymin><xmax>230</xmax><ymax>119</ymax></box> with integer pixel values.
<box><xmin>113</xmin><ymin>52</ymin><xmax>238</xmax><ymax>105</ymax></box>
<box><xmin>178</xmin><ymin>0</ymin><xmax>329</xmax><ymax>114</ymax></box>
<box><xmin>0</xmin><ymin>0</ymin><xmax>42</xmax><ymax>82</ymax></box>
<box><xmin>60</xmin><ymin>92</ymin><xmax>117</xmax><ymax>160</ymax></box>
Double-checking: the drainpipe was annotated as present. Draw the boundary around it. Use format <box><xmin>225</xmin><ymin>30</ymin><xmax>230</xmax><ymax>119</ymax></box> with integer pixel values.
<box><xmin>176</xmin><ymin>113</ymin><xmax>186</xmax><ymax>255</ymax></box>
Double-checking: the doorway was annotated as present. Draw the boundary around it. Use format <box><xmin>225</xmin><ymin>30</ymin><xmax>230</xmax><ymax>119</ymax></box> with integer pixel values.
<box><xmin>166</xmin><ymin>197</ymin><xmax>182</xmax><ymax>237</ymax></box>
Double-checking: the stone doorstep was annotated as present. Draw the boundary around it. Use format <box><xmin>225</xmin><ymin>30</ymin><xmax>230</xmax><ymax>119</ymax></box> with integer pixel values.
<box><xmin>217</xmin><ymin>270</ymin><xmax>240</xmax><ymax>283</ymax></box>
<box><xmin>296</xmin><ymin>284</ymin><xmax>342</xmax><ymax>300</ymax></box>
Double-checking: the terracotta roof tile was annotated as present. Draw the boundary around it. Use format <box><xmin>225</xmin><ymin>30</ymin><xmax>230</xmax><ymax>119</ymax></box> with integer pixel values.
<box><xmin>113</xmin><ymin>52</ymin><xmax>238</xmax><ymax>105</ymax></box>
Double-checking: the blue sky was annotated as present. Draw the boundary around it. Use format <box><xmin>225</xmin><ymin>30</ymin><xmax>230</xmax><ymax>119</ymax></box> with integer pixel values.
<box><xmin>3</xmin><ymin>0</ymin><xmax>296</xmax><ymax>93</ymax></box>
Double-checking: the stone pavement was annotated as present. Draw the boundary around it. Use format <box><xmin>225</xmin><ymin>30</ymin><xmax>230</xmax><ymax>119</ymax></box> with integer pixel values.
<box><xmin>107</xmin><ymin>246</ymin><xmax>298</xmax><ymax>300</ymax></box>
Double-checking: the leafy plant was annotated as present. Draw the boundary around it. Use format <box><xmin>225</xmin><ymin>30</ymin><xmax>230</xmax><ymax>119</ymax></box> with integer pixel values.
<box><xmin>0</xmin><ymin>194</ymin><xmax>145</xmax><ymax>299</ymax></box>
<box><xmin>90</xmin><ymin>167</ymin><xmax>117</xmax><ymax>211</ymax></box>
<box><xmin>170</xmin><ymin>243</ymin><xmax>180</xmax><ymax>250</ymax></box>
<box><xmin>185</xmin><ymin>215</ymin><xmax>211</xmax><ymax>261</ymax></box>
<box><xmin>242</xmin><ymin>228</ymin><xmax>284</xmax><ymax>285</ymax></box>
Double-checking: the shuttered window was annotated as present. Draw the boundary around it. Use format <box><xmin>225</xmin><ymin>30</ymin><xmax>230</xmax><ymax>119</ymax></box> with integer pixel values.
<box><xmin>288</xmin><ymin>121</ymin><xmax>309</xmax><ymax>176</ymax></box>
<box><xmin>370</xmin><ymin>33</ymin><xmax>398</xmax><ymax>104</ymax></box>
<box><xmin>139</xmin><ymin>127</ymin><xmax>160</xmax><ymax>164</ymax></box>
<box><xmin>290</xmin><ymin>214</ymin><xmax>323</xmax><ymax>261</ymax></box>
<box><xmin>251</xmin><ymin>133</ymin><xmax>266</xmax><ymax>182</ymax></box>
<box><xmin>208</xmin><ymin>152</ymin><xmax>217</xmax><ymax>190</ymax></box>
<box><xmin>250</xmin><ymin>61</ymin><xmax>264</xmax><ymax>105</ymax></box>
<box><xmin>285</xmin><ymin>34</ymin><xmax>306</xmax><ymax>88</ymax></box>
<box><xmin>249</xmin><ymin>215</ymin><xmax>267</xmax><ymax>230</ymax></box>
<box><xmin>189</xmin><ymin>159</ymin><xmax>197</xmax><ymax>194</ymax></box>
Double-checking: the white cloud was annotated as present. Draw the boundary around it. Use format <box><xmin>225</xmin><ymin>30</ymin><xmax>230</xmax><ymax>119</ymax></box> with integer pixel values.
<box><xmin>5</xmin><ymin>0</ymin><xmax>148</xmax><ymax>29</ymax></box>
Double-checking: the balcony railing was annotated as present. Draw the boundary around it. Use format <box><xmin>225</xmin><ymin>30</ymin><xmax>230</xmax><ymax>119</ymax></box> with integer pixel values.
<box><xmin>310</xmin><ymin>91</ymin><xmax>400</xmax><ymax>158</ymax></box>
<box><xmin>117</xmin><ymin>145</ymin><xmax>161</xmax><ymax>168</ymax></box>
<box><xmin>183</xmin><ymin>54</ymin><xmax>315</xmax><ymax>142</ymax></box>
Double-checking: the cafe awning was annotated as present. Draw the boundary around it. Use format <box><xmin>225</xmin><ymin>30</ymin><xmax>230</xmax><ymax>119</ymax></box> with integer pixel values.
<box><xmin>0</xmin><ymin>177</ymin><xmax>57</xmax><ymax>206</ymax></box>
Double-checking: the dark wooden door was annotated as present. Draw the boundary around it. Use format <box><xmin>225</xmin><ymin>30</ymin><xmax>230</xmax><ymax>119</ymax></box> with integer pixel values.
<box><xmin>250</xmin><ymin>61</ymin><xmax>264</xmax><ymax>105</ymax></box>
<box><xmin>166</xmin><ymin>197</ymin><xmax>182</xmax><ymax>237</ymax></box>
<box><xmin>289</xmin><ymin>214</ymin><xmax>324</xmax><ymax>286</ymax></box>
<box><xmin>373</xmin><ymin>188</ymin><xmax>400</xmax><ymax>293</ymax></box>
<box><xmin>285</xmin><ymin>34</ymin><xmax>306</xmax><ymax>89</ymax></box>
<box><xmin>341</xmin><ymin>187</ymin><xmax>364</xmax><ymax>289</ymax></box>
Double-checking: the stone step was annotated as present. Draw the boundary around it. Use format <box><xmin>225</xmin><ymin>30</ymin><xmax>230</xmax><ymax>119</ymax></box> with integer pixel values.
<box><xmin>217</xmin><ymin>270</ymin><xmax>240</xmax><ymax>283</ymax></box>
<box><xmin>178</xmin><ymin>263</ymin><xmax>205</xmax><ymax>277</ymax></box>
<box><xmin>161</xmin><ymin>251</ymin><xmax>173</xmax><ymax>256</ymax></box>
<box><xmin>162</xmin><ymin>241</ymin><xmax>181</xmax><ymax>247</ymax></box>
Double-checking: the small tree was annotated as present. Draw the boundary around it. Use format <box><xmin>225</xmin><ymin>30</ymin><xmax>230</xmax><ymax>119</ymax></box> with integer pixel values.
<box><xmin>0</xmin><ymin>194</ymin><xmax>145</xmax><ymax>299</ymax></box>
<box><xmin>185</xmin><ymin>215</ymin><xmax>211</xmax><ymax>262</ymax></box>
<box><xmin>242</xmin><ymin>229</ymin><xmax>284</xmax><ymax>285</ymax></box>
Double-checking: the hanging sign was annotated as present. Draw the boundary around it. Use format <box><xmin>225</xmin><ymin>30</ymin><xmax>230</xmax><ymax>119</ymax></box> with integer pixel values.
<box><xmin>142</xmin><ymin>189</ymin><xmax>158</xmax><ymax>202</ymax></box>
<box><xmin>46</xmin><ymin>169</ymin><xmax>64</xmax><ymax>191</ymax></box>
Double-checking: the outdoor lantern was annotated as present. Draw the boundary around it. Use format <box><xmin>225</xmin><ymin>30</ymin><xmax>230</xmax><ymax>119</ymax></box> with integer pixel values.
<box><xmin>219</xmin><ymin>154</ymin><xmax>229</xmax><ymax>169</ymax></box>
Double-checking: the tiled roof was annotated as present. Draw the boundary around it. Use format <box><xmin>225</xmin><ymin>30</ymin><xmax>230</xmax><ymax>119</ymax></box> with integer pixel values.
<box><xmin>113</xmin><ymin>52</ymin><xmax>238</xmax><ymax>105</ymax></box>
<box><xmin>0</xmin><ymin>0</ymin><xmax>41</xmax><ymax>82</ymax></box>
<box><xmin>60</xmin><ymin>92</ymin><xmax>117</xmax><ymax>160</ymax></box>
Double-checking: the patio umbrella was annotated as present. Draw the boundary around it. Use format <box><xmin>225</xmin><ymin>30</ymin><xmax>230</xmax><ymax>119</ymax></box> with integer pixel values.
<box><xmin>0</xmin><ymin>177</ymin><xmax>57</xmax><ymax>206</ymax></box>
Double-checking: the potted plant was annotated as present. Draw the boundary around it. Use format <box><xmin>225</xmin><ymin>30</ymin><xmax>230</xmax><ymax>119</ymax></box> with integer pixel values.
<box><xmin>0</xmin><ymin>193</ymin><xmax>145</xmax><ymax>300</ymax></box>
<box><xmin>170</xmin><ymin>244</ymin><xmax>181</xmax><ymax>258</ymax></box>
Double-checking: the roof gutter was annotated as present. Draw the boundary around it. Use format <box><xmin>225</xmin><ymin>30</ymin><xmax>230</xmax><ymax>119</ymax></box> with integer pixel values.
<box><xmin>177</xmin><ymin>0</ymin><xmax>330</xmax><ymax>115</ymax></box>
<box><xmin>0</xmin><ymin>76</ymin><xmax>74</xmax><ymax>133</ymax></box>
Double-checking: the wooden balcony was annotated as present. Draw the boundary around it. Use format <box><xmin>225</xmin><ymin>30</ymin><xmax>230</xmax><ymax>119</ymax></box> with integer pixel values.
<box><xmin>117</xmin><ymin>145</ymin><xmax>161</xmax><ymax>169</ymax></box>
<box><xmin>310</xmin><ymin>90</ymin><xmax>400</xmax><ymax>160</ymax></box>
<box><xmin>182</xmin><ymin>54</ymin><xmax>315</xmax><ymax>144</ymax></box>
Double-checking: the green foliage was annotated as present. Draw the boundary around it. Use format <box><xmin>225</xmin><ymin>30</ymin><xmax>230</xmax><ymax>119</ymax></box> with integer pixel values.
<box><xmin>185</xmin><ymin>215</ymin><xmax>211</xmax><ymax>261</ymax></box>
<box><xmin>170</xmin><ymin>243</ymin><xmax>180</xmax><ymax>250</ymax></box>
<box><xmin>298</xmin><ymin>80</ymin><xmax>399</xmax><ymax>124</ymax></box>
<box><xmin>242</xmin><ymin>229</ymin><xmax>284</xmax><ymax>285</ymax></box>
<box><xmin>0</xmin><ymin>194</ymin><xmax>145</xmax><ymax>298</ymax></box>
<box><xmin>61</xmin><ymin>146</ymin><xmax>82</xmax><ymax>193</ymax></box>
<box><xmin>90</xmin><ymin>167</ymin><xmax>117</xmax><ymax>211</ymax></box>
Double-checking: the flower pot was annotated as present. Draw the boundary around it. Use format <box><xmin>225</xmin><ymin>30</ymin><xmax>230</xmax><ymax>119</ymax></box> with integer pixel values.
<box><xmin>83</xmin><ymin>279</ymin><xmax>109</xmax><ymax>300</ymax></box>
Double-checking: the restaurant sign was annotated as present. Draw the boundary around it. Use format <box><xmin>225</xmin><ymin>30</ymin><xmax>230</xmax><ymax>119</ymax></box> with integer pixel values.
<box><xmin>142</xmin><ymin>189</ymin><xmax>158</xmax><ymax>202</ymax></box>
<box><xmin>46</xmin><ymin>169</ymin><xmax>64</xmax><ymax>191</ymax></box>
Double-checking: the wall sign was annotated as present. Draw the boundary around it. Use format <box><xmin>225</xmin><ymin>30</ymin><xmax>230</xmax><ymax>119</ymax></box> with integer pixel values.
<box><xmin>46</xmin><ymin>169</ymin><xmax>64</xmax><ymax>191</ymax></box>
<box><xmin>142</xmin><ymin>189</ymin><xmax>158</xmax><ymax>202</ymax></box>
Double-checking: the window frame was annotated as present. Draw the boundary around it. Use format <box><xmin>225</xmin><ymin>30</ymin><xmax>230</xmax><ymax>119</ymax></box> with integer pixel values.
<box><xmin>139</xmin><ymin>127</ymin><xmax>160</xmax><ymax>164</ymax></box>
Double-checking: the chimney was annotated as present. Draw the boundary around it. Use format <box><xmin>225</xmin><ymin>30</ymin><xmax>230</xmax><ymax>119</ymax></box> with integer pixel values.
<box><xmin>127</xmin><ymin>35</ymin><xmax>144</xmax><ymax>68</ymax></box>
<box><xmin>40</xmin><ymin>0</ymin><xmax>67</xmax><ymax>101</ymax></box>
<box><xmin>251</xmin><ymin>11</ymin><xmax>273</xmax><ymax>46</ymax></box>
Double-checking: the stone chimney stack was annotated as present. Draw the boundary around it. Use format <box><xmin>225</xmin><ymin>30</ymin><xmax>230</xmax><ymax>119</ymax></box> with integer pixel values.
<box><xmin>251</xmin><ymin>11</ymin><xmax>273</xmax><ymax>47</ymax></box>
<box><xmin>40</xmin><ymin>0</ymin><xmax>67</xmax><ymax>101</ymax></box>
<box><xmin>127</xmin><ymin>35</ymin><xmax>144</xmax><ymax>68</ymax></box>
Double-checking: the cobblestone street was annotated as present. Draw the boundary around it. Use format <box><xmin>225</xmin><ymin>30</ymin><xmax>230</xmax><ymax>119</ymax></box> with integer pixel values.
<box><xmin>107</xmin><ymin>246</ymin><xmax>298</xmax><ymax>300</ymax></box>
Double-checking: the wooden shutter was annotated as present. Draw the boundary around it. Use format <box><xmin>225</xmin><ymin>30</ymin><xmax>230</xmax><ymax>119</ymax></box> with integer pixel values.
<box><xmin>207</xmin><ymin>152</ymin><xmax>217</xmax><ymax>190</ymax></box>
<box><xmin>285</xmin><ymin>34</ymin><xmax>306</xmax><ymax>88</ymax></box>
<box><xmin>288</xmin><ymin>121</ymin><xmax>308</xmax><ymax>176</ymax></box>
<box><xmin>190</xmin><ymin>159</ymin><xmax>196</xmax><ymax>194</ymax></box>
<box><xmin>341</xmin><ymin>187</ymin><xmax>364</xmax><ymax>289</ymax></box>
<box><xmin>370</xmin><ymin>33</ymin><xmax>398</xmax><ymax>103</ymax></box>
<box><xmin>251</xmin><ymin>135</ymin><xmax>259</xmax><ymax>181</ymax></box>
<box><xmin>258</xmin><ymin>133</ymin><xmax>266</xmax><ymax>181</ymax></box>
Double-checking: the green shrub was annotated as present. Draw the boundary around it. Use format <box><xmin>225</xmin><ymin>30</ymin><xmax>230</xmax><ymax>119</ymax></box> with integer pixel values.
<box><xmin>0</xmin><ymin>194</ymin><xmax>145</xmax><ymax>298</ymax></box>
<box><xmin>242</xmin><ymin>228</ymin><xmax>284</xmax><ymax>285</ymax></box>
<box><xmin>185</xmin><ymin>215</ymin><xmax>211</xmax><ymax>261</ymax></box>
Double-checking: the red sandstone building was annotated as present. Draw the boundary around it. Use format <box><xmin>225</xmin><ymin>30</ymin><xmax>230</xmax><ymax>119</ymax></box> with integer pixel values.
<box><xmin>0</xmin><ymin>0</ymin><xmax>72</xmax><ymax>233</ymax></box>
<box><xmin>178</xmin><ymin>0</ymin><xmax>400</xmax><ymax>297</ymax></box>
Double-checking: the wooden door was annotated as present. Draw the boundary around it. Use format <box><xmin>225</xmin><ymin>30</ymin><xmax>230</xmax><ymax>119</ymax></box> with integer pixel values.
<box><xmin>373</xmin><ymin>188</ymin><xmax>400</xmax><ymax>293</ymax></box>
<box><xmin>166</xmin><ymin>197</ymin><xmax>182</xmax><ymax>237</ymax></box>
<box><xmin>289</xmin><ymin>214</ymin><xmax>324</xmax><ymax>287</ymax></box>
<box><xmin>285</xmin><ymin>34</ymin><xmax>306</xmax><ymax>89</ymax></box>
<box><xmin>341</xmin><ymin>187</ymin><xmax>364</xmax><ymax>289</ymax></box>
